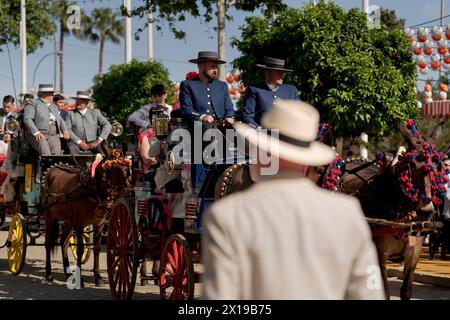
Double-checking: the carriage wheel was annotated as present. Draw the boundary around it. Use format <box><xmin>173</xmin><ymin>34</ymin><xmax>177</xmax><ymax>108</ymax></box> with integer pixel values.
<box><xmin>107</xmin><ymin>198</ymin><xmax>138</xmax><ymax>300</ymax></box>
<box><xmin>159</xmin><ymin>234</ymin><xmax>194</xmax><ymax>300</ymax></box>
<box><xmin>7</xmin><ymin>215</ymin><xmax>27</xmax><ymax>275</ymax></box>
<box><xmin>69</xmin><ymin>225</ymin><xmax>92</xmax><ymax>265</ymax></box>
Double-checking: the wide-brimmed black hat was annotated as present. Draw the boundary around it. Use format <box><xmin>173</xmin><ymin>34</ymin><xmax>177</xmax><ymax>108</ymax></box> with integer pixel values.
<box><xmin>188</xmin><ymin>51</ymin><xmax>226</xmax><ymax>64</ymax></box>
<box><xmin>256</xmin><ymin>57</ymin><xmax>293</xmax><ymax>72</ymax></box>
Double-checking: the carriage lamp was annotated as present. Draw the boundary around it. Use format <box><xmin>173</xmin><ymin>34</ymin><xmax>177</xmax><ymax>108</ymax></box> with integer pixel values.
<box><xmin>110</xmin><ymin>121</ymin><xmax>124</xmax><ymax>137</ymax></box>
<box><xmin>5</xmin><ymin>119</ymin><xmax>20</xmax><ymax>137</ymax></box>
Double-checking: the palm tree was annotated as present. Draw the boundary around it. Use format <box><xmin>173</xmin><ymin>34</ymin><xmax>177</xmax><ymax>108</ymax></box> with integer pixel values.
<box><xmin>75</xmin><ymin>8</ymin><xmax>124</xmax><ymax>77</ymax></box>
<box><xmin>49</xmin><ymin>1</ymin><xmax>74</xmax><ymax>93</ymax></box>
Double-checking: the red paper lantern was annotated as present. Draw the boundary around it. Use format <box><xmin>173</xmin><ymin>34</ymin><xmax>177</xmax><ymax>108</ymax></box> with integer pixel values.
<box><xmin>445</xmin><ymin>55</ymin><xmax>450</xmax><ymax>64</ymax></box>
<box><xmin>424</xmin><ymin>48</ymin><xmax>433</xmax><ymax>55</ymax></box>
<box><xmin>419</xmin><ymin>61</ymin><xmax>427</xmax><ymax>69</ymax></box>
<box><xmin>227</xmin><ymin>76</ymin><xmax>235</xmax><ymax>84</ymax></box>
<box><xmin>431</xmin><ymin>61</ymin><xmax>441</xmax><ymax>70</ymax></box>
<box><xmin>229</xmin><ymin>87</ymin><xmax>236</xmax><ymax>95</ymax></box>
<box><xmin>417</xmin><ymin>35</ymin><xmax>427</xmax><ymax>42</ymax></box>
<box><xmin>446</xmin><ymin>32</ymin><xmax>450</xmax><ymax>40</ymax></box>
<box><xmin>440</xmin><ymin>84</ymin><xmax>448</xmax><ymax>92</ymax></box>
<box><xmin>432</xmin><ymin>34</ymin><xmax>443</xmax><ymax>41</ymax></box>
<box><xmin>409</xmin><ymin>36</ymin><xmax>414</xmax><ymax>44</ymax></box>
<box><xmin>424</xmin><ymin>84</ymin><xmax>432</xmax><ymax>92</ymax></box>
<box><xmin>414</xmin><ymin>47</ymin><xmax>422</xmax><ymax>55</ymax></box>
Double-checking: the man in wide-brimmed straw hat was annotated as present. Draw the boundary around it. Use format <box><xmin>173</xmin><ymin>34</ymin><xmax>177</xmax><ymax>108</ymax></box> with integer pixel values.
<box><xmin>242</xmin><ymin>57</ymin><xmax>300</xmax><ymax>128</ymax></box>
<box><xmin>180</xmin><ymin>51</ymin><xmax>235</xmax><ymax>124</ymax></box>
<box><xmin>24</xmin><ymin>83</ymin><xmax>70</xmax><ymax>155</ymax></box>
<box><xmin>202</xmin><ymin>100</ymin><xmax>385</xmax><ymax>300</ymax></box>
<box><xmin>65</xmin><ymin>90</ymin><xmax>111</xmax><ymax>154</ymax></box>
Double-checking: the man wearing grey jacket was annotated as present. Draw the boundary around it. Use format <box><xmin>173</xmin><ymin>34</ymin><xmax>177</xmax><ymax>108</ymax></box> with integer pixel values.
<box><xmin>24</xmin><ymin>84</ymin><xmax>70</xmax><ymax>155</ymax></box>
<box><xmin>65</xmin><ymin>91</ymin><xmax>111</xmax><ymax>154</ymax></box>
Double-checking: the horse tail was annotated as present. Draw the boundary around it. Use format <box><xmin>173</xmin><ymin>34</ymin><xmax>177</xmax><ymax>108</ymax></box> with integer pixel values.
<box><xmin>49</xmin><ymin>217</ymin><xmax>60</xmax><ymax>253</ymax></box>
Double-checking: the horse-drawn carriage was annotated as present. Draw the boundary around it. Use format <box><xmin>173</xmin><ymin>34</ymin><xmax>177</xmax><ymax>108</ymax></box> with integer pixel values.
<box><xmin>1</xmin><ymin>116</ymin><xmax>127</xmax><ymax>279</ymax></box>
<box><xmin>105</xmin><ymin>110</ymin><xmax>252</xmax><ymax>299</ymax></box>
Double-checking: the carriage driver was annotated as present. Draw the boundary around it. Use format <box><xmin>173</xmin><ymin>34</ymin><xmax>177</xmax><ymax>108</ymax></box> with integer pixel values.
<box><xmin>65</xmin><ymin>91</ymin><xmax>112</xmax><ymax>155</ymax></box>
<box><xmin>24</xmin><ymin>84</ymin><xmax>70</xmax><ymax>155</ymax></box>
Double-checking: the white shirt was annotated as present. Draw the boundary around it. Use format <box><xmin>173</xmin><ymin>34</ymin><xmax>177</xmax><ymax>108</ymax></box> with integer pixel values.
<box><xmin>128</xmin><ymin>103</ymin><xmax>172</xmax><ymax>130</ymax></box>
<box><xmin>266</xmin><ymin>82</ymin><xmax>280</xmax><ymax>92</ymax></box>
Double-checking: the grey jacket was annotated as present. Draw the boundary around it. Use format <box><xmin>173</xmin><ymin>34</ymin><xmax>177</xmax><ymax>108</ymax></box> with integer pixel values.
<box><xmin>24</xmin><ymin>98</ymin><xmax>68</xmax><ymax>135</ymax></box>
<box><xmin>65</xmin><ymin>108</ymin><xmax>111</xmax><ymax>143</ymax></box>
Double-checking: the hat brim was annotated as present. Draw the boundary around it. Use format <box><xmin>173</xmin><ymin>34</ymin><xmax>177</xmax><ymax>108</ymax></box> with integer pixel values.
<box><xmin>38</xmin><ymin>89</ymin><xmax>55</xmax><ymax>93</ymax></box>
<box><xmin>71</xmin><ymin>96</ymin><xmax>94</xmax><ymax>101</ymax></box>
<box><xmin>234</xmin><ymin>122</ymin><xmax>335</xmax><ymax>166</ymax></box>
<box><xmin>189</xmin><ymin>58</ymin><xmax>226</xmax><ymax>64</ymax></box>
<box><xmin>256</xmin><ymin>64</ymin><xmax>293</xmax><ymax>72</ymax></box>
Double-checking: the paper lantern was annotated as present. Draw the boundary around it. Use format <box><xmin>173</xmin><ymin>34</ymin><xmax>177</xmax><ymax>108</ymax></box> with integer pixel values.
<box><xmin>424</xmin><ymin>90</ymin><xmax>432</xmax><ymax>98</ymax></box>
<box><xmin>424</xmin><ymin>84</ymin><xmax>433</xmax><ymax>92</ymax></box>
<box><xmin>419</xmin><ymin>61</ymin><xmax>427</xmax><ymax>69</ymax></box>
<box><xmin>229</xmin><ymin>87</ymin><xmax>236</xmax><ymax>95</ymax></box>
<box><xmin>432</xmin><ymin>26</ymin><xmax>443</xmax><ymax>41</ymax></box>
<box><xmin>239</xmin><ymin>86</ymin><xmax>246</xmax><ymax>94</ymax></box>
<box><xmin>438</xmin><ymin>40</ymin><xmax>448</xmax><ymax>54</ymax></box>
<box><xmin>443</xmin><ymin>62</ymin><xmax>450</xmax><ymax>69</ymax></box>
<box><xmin>424</xmin><ymin>48</ymin><xmax>433</xmax><ymax>55</ymax></box>
<box><xmin>431</xmin><ymin>53</ymin><xmax>440</xmax><ymax>62</ymax></box>
<box><xmin>418</xmin><ymin>27</ymin><xmax>429</xmax><ymax>42</ymax></box>
<box><xmin>417</xmin><ymin>101</ymin><xmax>423</xmax><ymax>109</ymax></box>
<box><xmin>233</xmin><ymin>92</ymin><xmax>241</xmax><ymax>100</ymax></box>
<box><xmin>414</xmin><ymin>86</ymin><xmax>418</xmax><ymax>94</ymax></box>
<box><xmin>425</xmin><ymin>97</ymin><xmax>433</xmax><ymax>103</ymax></box>
<box><xmin>440</xmin><ymin>91</ymin><xmax>447</xmax><ymax>100</ymax></box>
<box><xmin>424</xmin><ymin>40</ymin><xmax>433</xmax><ymax>49</ymax></box>
<box><xmin>420</xmin><ymin>66</ymin><xmax>429</xmax><ymax>74</ymax></box>
<box><xmin>431</xmin><ymin>61</ymin><xmax>441</xmax><ymax>70</ymax></box>
<box><xmin>444</xmin><ymin>54</ymin><xmax>450</xmax><ymax>64</ymax></box>
<box><xmin>441</xmin><ymin>84</ymin><xmax>449</xmax><ymax>92</ymax></box>
<box><xmin>227</xmin><ymin>75</ymin><xmax>235</xmax><ymax>84</ymax></box>
<box><xmin>411</xmin><ymin>42</ymin><xmax>422</xmax><ymax>55</ymax></box>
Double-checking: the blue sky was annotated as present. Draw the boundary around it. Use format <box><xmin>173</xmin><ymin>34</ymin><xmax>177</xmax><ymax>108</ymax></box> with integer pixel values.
<box><xmin>0</xmin><ymin>0</ymin><xmax>446</xmax><ymax>99</ymax></box>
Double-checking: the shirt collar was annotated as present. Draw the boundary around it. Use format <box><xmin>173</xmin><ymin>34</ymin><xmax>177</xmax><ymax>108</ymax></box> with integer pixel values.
<box><xmin>78</xmin><ymin>108</ymin><xmax>88</xmax><ymax>116</ymax></box>
<box><xmin>266</xmin><ymin>82</ymin><xmax>280</xmax><ymax>92</ymax></box>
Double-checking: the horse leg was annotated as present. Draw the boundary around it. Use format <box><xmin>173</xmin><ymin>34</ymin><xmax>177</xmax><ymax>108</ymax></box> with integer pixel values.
<box><xmin>400</xmin><ymin>235</ymin><xmax>423</xmax><ymax>300</ymax></box>
<box><xmin>140</xmin><ymin>258</ymin><xmax>149</xmax><ymax>286</ymax></box>
<box><xmin>93</xmin><ymin>219</ymin><xmax>105</xmax><ymax>286</ymax></box>
<box><xmin>60</xmin><ymin>223</ymin><xmax>72</xmax><ymax>278</ymax></box>
<box><xmin>373</xmin><ymin>236</ymin><xmax>390</xmax><ymax>300</ymax></box>
<box><xmin>44</xmin><ymin>215</ymin><xmax>58</xmax><ymax>282</ymax></box>
<box><xmin>76</xmin><ymin>228</ymin><xmax>85</xmax><ymax>288</ymax></box>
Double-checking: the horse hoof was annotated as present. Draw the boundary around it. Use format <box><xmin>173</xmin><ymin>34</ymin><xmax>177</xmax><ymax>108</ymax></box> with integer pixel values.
<box><xmin>45</xmin><ymin>274</ymin><xmax>54</xmax><ymax>282</ymax></box>
<box><xmin>94</xmin><ymin>277</ymin><xmax>104</xmax><ymax>287</ymax></box>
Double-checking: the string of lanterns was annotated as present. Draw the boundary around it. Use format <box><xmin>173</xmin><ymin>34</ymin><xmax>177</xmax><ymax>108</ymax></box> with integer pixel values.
<box><xmin>406</xmin><ymin>26</ymin><xmax>450</xmax><ymax>105</ymax></box>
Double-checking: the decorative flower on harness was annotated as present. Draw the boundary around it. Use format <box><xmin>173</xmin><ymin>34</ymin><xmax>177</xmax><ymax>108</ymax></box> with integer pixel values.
<box><xmin>405</xmin><ymin>119</ymin><xmax>420</xmax><ymax>138</ymax></box>
<box><xmin>395</xmin><ymin>140</ymin><xmax>449</xmax><ymax>205</ymax></box>
<box><xmin>186</xmin><ymin>71</ymin><xmax>199</xmax><ymax>80</ymax></box>
<box><xmin>322</xmin><ymin>156</ymin><xmax>345</xmax><ymax>191</ymax></box>
<box><xmin>101</xmin><ymin>149</ymin><xmax>132</xmax><ymax>170</ymax></box>
<box><xmin>316</xmin><ymin>123</ymin><xmax>331</xmax><ymax>143</ymax></box>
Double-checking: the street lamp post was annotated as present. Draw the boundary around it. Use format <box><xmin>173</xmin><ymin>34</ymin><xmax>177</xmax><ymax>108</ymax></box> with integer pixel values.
<box><xmin>32</xmin><ymin>52</ymin><xmax>60</xmax><ymax>91</ymax></box>
<box><xmin>20</xmin><ymin>0</ymin><xmax>27</xmax><ymax>95</ymax></box>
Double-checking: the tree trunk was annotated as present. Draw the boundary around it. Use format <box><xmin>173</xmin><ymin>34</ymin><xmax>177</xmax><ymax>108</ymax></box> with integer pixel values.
<box><xmin>59</xmin><ymin>18</ymin><xmax>64</xmax><ymax>93</ymax></box>
<box><xmin>217</xmin><ymin>0</ymin><xmax>226</xmax><ymax>81</ymax></box>
<box><xmin>99</xmin><ymin>38</ymin><xmax>104</xmax><ymax>77</ymax></box>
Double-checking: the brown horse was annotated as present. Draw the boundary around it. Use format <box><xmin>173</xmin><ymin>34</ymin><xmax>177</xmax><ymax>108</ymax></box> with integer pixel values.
<box><xmin>335</xmin><ymin>120</ymin><xmax>446</xmax><ymax>300</ymax></box>
<box><xmin>214</xmin><ymin>163</ymin><xmax>256</xmax><ymax>200</ymax></box>
<box><xmin>41</xmin><ymin>146</ymin><xmax>131</xmax><ymax>286</ymax></box>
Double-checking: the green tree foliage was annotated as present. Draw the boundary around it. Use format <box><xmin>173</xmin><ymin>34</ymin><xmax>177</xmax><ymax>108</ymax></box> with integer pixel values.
<box><xmin>74</xmin><ymin>8</ymin><xmax>124</xmax><ymax>77</ymax></box>
<box><xmin>231</xmin><ymin>2</ymin><xmax>418</xmax><ymax>139</ymax></box>
<box><xmin>0</xmin><ymin>0</ymin><xmax>55</xmax><ymax>54</ymax></box>
<box><xmin>380</xmin><ymin>7</ymin><xmax>405</xmax><ymax>32</ymax></box>
<box><xmin>126</xmin><ymin>0</ymin><xmax>286</xmax><ymax>39</ymax></box>
<box><xmin>92</xmin><ymin>60</ymin><xmax>174</xmax><ymax>124</ymax></box>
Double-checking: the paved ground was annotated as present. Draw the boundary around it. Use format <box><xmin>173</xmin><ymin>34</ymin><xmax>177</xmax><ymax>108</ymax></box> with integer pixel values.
<box><xmin>0</xmin><ymin>221</ymin><xmax>449</xmax><ymax>300</ymax></box>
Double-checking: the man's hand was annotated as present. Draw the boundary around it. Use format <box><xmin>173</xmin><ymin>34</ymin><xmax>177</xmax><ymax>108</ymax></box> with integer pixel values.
<box><xmin>4</xmin><ymin>133</ymin><xmax>10</xmax><ymax>144</ymax></box>
<box><xmin>89</xmin><ymin>139</ymin><xmax>102</xmax><ymax>149</ymax></box>
<box><xmin>63</xmin><ymin>131</ymin><xmax>70</xmax><ymax>140</ymax></box>
<box><xmin>225</xmin><ymin>117</ymin><xmax>235</xmax><ymax>125</ymax></box>
<box><xmin>79</xmin><ymin>141</ymin><xmax>90</xmax><ymax>150</ymax></box>
<box><xmin>35</xmin><ymin>133</ymin><xmax>46</xmax><ymax>141</ymax></box>
<box><xmin>143</xmin><ymin>157</ymin><xmax>158</xmax><ymax>166</ymax></box>
<box><xmin>201</xmin><ymin>115</ymin><xmax>215</xmax><ymax>123</ymax></box>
